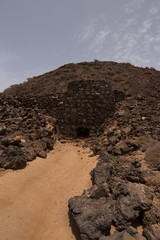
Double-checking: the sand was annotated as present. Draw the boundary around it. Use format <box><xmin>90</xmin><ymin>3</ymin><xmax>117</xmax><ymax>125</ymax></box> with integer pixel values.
<box><xmin>0</xmin><ymin>141</ymin><xmax>97</xmax><ymax>240</ymax></box>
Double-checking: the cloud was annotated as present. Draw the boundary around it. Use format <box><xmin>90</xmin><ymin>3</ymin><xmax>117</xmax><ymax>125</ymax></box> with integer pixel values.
<box><xmin>108</xmin><ymin>1</ymin><xmax>160</xmax><ymax>69</ymax></box>
<box><xmin>123</xmin><ymin>0</ymin><xmax>146</xmax><ymax>13</ymax></box>
<box><xmin>77</xmin><ymin>18</ymin><xmax>96</xmax><ymax>42</ymax></box>
<box><xmin>76</xmin><ymin>15</ymin><xmax>110</xmax><ymax>56</ymax></box>
<box><xmin>138</xmin><ymin>18</ymin><xmax>152</xmax><ymax>34</ymax></box>
<box><xmin>89</xmin><ymin>30</ymin><xmax>110</xmax><ymax>50</ymax></box>
<box><xmin>75</xmin><ymin>1</ymin><xmax>160</xmax><ymax>70</ymax></box>
<box><xmin>149</xmin><ymin>5</ymin><xmax>159</xmax><ymax>15</ymax></box>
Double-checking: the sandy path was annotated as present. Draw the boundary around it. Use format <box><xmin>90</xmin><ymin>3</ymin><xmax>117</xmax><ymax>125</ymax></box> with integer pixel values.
<box><xmin>0</xmin><ymin>141</ymin><xmax>97</xmax><ymax>240</ymax></box>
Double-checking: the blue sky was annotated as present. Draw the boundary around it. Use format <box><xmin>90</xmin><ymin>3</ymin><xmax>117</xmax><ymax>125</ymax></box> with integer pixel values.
<box><xmin>0</xmin><ymin>0</ymin><xmax>160</xmax><ymax>91</ymax></box>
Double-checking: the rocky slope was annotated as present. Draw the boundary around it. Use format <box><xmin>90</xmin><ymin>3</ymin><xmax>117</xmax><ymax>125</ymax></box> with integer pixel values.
<box><xmin>1</xmin><ymin>61</ymin><xmax>160</xmax><ymax>239</ymax></box>
<box><xmin>3</xmin><ymin>61</ymin><xmax>160</xmax><ymax>99</ymax></box>
<box><xmin>0</xmin><ymin>95</ymin><xmax>56</xmax><ymax>170</ymax></box>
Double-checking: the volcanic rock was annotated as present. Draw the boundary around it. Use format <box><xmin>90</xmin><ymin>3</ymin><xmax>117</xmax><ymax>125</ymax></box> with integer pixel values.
<box><xmin>112</xmin><ymin>182</ymin><xmax>154</xmax><ymax>230</ymax></box>
<box><xmin>69</xmin><ymin>196</ymin><xmax>113</xmax><ymax>240</ymax></box>
<box><xmin>102</xmin><ymin>227</ymin><xmax>146</xmax><ymax>240</ymax></box>
<box><xmin>0</xmin><ymin>146</ymin><xmax>27</xmax><ymax>170</ymax></box>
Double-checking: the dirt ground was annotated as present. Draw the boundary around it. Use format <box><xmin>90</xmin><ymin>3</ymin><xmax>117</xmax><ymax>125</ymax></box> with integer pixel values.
<box><xmin>0</xmin><ymin>141</ymin><xmax>97</xmax><ymax>240</ymax></box>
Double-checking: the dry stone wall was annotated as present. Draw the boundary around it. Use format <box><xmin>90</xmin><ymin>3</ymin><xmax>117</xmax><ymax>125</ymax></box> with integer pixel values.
<box><xmin>16</xmin><ymin>80</ymin><xmax>115</xmax><ymax>138</ymax></box>
<box><xmin>56</xmin><ymin>80</ymin><xmax>115</xmax><ymax>137</ymax></box>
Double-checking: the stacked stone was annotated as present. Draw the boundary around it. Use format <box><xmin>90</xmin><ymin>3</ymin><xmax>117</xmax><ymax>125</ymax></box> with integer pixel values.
<box><xmin>56</xmin><ymin>80</ymin><xmax>115</xmax><ymax>138</ymax></box>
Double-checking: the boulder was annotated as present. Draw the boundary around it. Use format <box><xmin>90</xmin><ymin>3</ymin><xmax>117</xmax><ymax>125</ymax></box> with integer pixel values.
<box><xmin>68</xmin><ymin>182</ymin><xmax>154</xmax><ymax>239</ymax></box>
<box><xmin>91</xmin><ymin>162</ymin><xmax>113</xmax><ymax>185</ymax></box>
<box><xmin>112</xmin><ymin>182</ymin><xmax>154</xmax><ymax>229</ymax></box>
<box><xmin>0</xmin><ymin>146</ymin><xmax>27</xmax><ymax>170</ymax></box>
<box><xmin>69</xmin><ymin>196</ymin><xmax>113</xmax><ymax>240</ymax></box>
<box><xmin>22</xmin><ymin>147</ymin><xmax>37</xmax><ymax>161</ymax></box>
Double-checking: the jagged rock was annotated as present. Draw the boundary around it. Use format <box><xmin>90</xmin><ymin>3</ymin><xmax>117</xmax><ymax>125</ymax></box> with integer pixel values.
<box><xmin>113</xmin><ymin>141</ymin><xmax>128</xmax><ymax>155</ymax></box>
<box><xmin>112</xmin><ymin>182</ymin><xmax>154</xmax><ymax>230</ymax></box>
<box><xmin>84</xmin><ymin>183</ymin><xmax>110</xmax><ymax>199</ymax></box>
<box><xmin>91</xmin><ymin>162</ymin><xmax>113</xmax><ymax>185</ymax></box>
<box><xmin>22</xmin><ymin>147</ymin><xmax>37</xmax><ymax>161</ymax></box>
<box><xmin>106</xmin><ymin>145</ymin><xmax>114</xmax><ymax>153</ymax></box>
<box><xmin>42</xmin><ymin>137</ymin><xmax>54</xmax><ymax>150</ymax></box>
<box><xmin>108</xmin><ymin>136</ymin><xmax>119</xmax><ymax>146</ymax></box>
<box><xmin>125</xmin><ymin>162</ymin><xmax>146</xmax><ymax>184</ymax></box>
<box><xmin>68</xmin><ymin>196</ymin><xmax>113</xmax><ymax>240</ymax></box>
<box><xmin>1</xmin><ymin>136</ymin><xmax>21</xmax><ymax>147</ymax></box>
<box><xmin>126</xmin><ymin>140</ymin><xmax>140</xmax><ymax>151</ymax></box>
<box><xmin>68</xmin><ymin>182</ymin><xmax>154</xmax><ymax>239</ymax></box>
<box><xmin>112</xmin><ymin>148</ymin><xmax>122</xmax><ymax>155</ymax></box>
<box><xmin>0</xmin><ymin>146</ymin><xmax>27</xmax><ymax>170</ymax></box>
<box><xmin>38</xmin><ymin>128</ymin><xmax>53</xmax><ymax>138</ymax></box>
<box><xmin>131</xmin><ymin>160</ymin><xmax>141</xmax><ymax>168</ymax></box>
<box><xmin>91</xmin><ymin>144</ymin><xmax>102</xmax><ymax>155</ymax></box>
<box><xmin>102</xmin><ymin>227</ymin><xmax>146</xmax><ymax>239</ymax></box>
<box><xmin>0</xmin><ymin>95</ymin><xmax>56</xmax><ymax>170</ymax></box>
<box><xmin>32</xmin><ymin>139</ymin><xmax>47</xmax><ymax>151</ymax></box>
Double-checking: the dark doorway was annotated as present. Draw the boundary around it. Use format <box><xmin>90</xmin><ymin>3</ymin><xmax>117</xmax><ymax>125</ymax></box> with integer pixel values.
<box><xmin>76</xmin><ymin>127</ymin><xmax>90</xmax><ymax>138</ymax></box>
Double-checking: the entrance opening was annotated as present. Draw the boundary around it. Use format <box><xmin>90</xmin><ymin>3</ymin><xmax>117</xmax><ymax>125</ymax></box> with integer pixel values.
<box><xmin>76</xmin><ymin>127</ymin><xmax>90</xmax><ymax>138</ymax></box>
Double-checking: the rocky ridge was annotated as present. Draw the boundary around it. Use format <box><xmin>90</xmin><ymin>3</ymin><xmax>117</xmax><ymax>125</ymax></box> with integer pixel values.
<box><xmin>0</xmin><ymin>61</ymin><xmax>160</xmax><ymax>239</ymax></box>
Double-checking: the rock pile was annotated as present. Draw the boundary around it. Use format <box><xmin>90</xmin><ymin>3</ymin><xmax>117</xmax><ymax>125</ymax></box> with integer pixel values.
<box><xmin>69</xmin><ymin>121</ymin><xmax>160</xmax><ymax>239</ymax></box>
<box><xmin>0</xmin><ymin>95</ymin><xmax>56</xmax><ymax>170</ymax></box>
<box><xmin>67</xmin><ymin>73</ymin><xmax>160</xmax><ymax>239</ymax></box>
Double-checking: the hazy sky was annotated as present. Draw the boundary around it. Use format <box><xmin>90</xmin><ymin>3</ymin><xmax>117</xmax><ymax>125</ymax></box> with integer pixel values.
<box><xmin>0</xmin><ymin>0</ymin><xmax>160</xmax><ymax>91</ymax></box>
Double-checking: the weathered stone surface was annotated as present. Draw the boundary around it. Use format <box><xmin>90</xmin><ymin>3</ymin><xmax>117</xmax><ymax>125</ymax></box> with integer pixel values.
<box><xmin>0</xmin><ymin>146</ymin><xmax>27</xmax><ymax>169</ymax></box>
<box><xmin>56</xmin><ymin>80</ymin><xmax>115</xmax><ymax>138</ymax></box>
<box><xmin>112</xmin><ymin>183</ymin><xmax>154</xmax><ymax>229</ymax></box>
<box><xmin>125</xmin><ymin>162</ymin><xmax>146</xmax><ymax>184</ymax></box>
<box><xmin>1</xmin><ymin>136</ymin><xmax>22</xmax><ymax>147</ymax></box>
<box><xmin>91</xmin><ymin>162</ymin><xmax>113</xmax><ymax>185</ymax></box>
<box><xmin>84</xmin><ymin>183</ymin><xmax>110</xmax><ymax>199</ymax></box>
<box><xmin>42</xmin><ymin>137</ymin><xmax>54</xmax><ymax>150</ymax></box>
<box><xmin>68</xmin><ymin>182</ymin><xmax>153</xmax><ymax>239</ymax></box>
<box><xmin>103</xmin><ymin>227</ymin><xmax>146</xmax><ymax>240</ymax></box>
<box><xmin>68</xmin><ymin>196</ymin><xmax>113</xmax><ymax>240</ymax></box>
<box><xmin>0</xmin><ymin>95</ymin><xmax>56</xmax><ymax>169</ymax></box>
<box><xmin>21</xmin><ymin>147</ymin><xmax>37</xmax><ymax>161</ymax></box>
